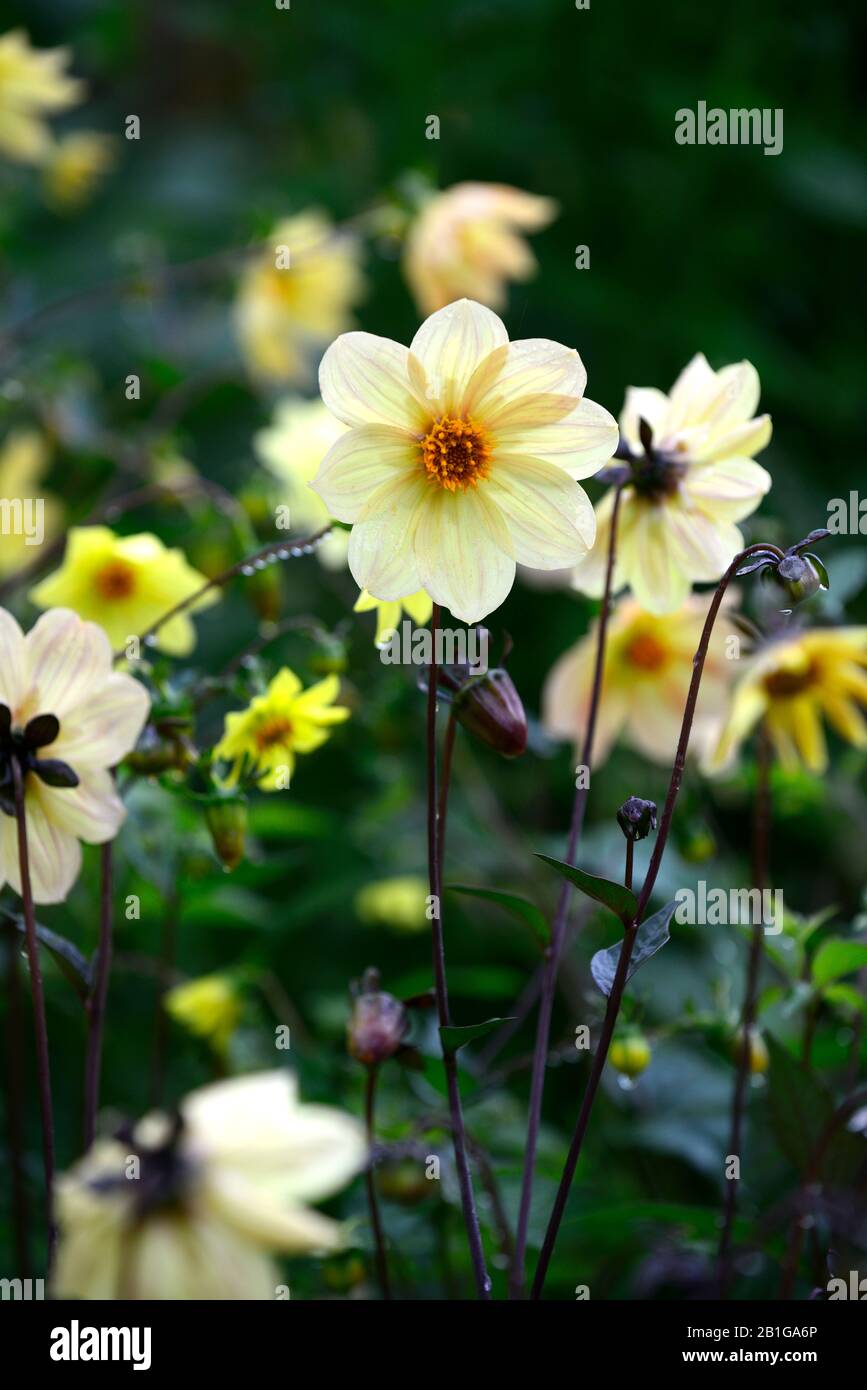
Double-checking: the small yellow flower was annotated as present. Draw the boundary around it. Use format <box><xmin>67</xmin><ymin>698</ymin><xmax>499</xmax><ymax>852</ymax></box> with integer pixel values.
<box><xmin>0</xmin><ymin>608</ymin><xmax>149</xmax><ymax>903</ymax></box>
<box><xmin>353</xmin><ymin>587</ymin><xmax>432</xmax><ymax>647</ymax></box>
<box><xmin>166</xmin><ymin>974</ymin><xmax>242</xmax><ymax>1055</ymax></box>
<box><xmin>404</xmin><ymin>182</ymin><xmax>557</xmax><ymax>315</ymax></box>
<box><xmin>235</xmin><ymin>211</ymin><xmax>365</xmax><ymax>383</ymax></box>
<box><xmin>0</xmin><ymin>28</ymin><xmax>83</xmax><ymax>164</ymax></box>
<box><xmin>0</xmin><ymin>429</ymin><xmax>62</xmax><ymax>577</ymax></box>
<box><xmin>572</xmin><ymin>353</ymin><xmax>772</xmax><ymax>615</ymax></box>
<box><xmin>312</xmin><ymin>298</ymin><xmax>618</xmax><ymax>624</ymax></box>
<box><xmin>543</xmin><ymin>593</ymin><xmax>737</xmax><ymax>767</ymax></box>
<box><xmin>355</xmin><ymin>875</ymin><xmax>430</xmax><ymax>933</ymax></box>
<box><xmin>732</xmin><ymin>1027</ymin><xmax>769</xmax><ymax>1075</ymax></box>
<box><xmin>706</xmin><ymin>628</ymin><xmax>867</xmax><ymax>775</ymax></box>
<box><xmin>254</xmin><ymin>397</ymin><xmax>350</xmax><ymax>569</ymax></box>
<box><xmin>53</xmin><ymin>1071</ymin><xmax>367</xmax><ymax>1299</ymax></box>
<box><xmin>215</xmin><ymin>668</ymin><xmax>349</xmax><ymax>790</ymax></box>
<box><xmin>43</xmin><ymin>129</ymin><xmax>115</xmax><ymax>210</ymax></box>
<box><xmin>29</xmin><ymin>525</ymin><xmax>219</xmax><ymax>655</ymax></box>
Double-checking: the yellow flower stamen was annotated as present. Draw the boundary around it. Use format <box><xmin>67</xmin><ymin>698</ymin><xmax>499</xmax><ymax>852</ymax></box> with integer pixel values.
<box><xmin>421</xmin><ymin>414</ymin><xmax>491</xmax><ymax>492</ymax></box>
<box><xmin>625</xmin><ymin>632</ymin><xmax>668</xmax><ymax>672</ymax></box>
<box><xmin>254</xmin><ymin>716</ymin><xmax>293</xmax><ymax>751</ymax></box>
<box><xmin>94</xmin><ymin>558</ymin><xmax>137</xmax><ymax>600</ymax></box>
<box><xmin>763</xmin><ymin>661</ymin><xmax>818</xmax><ymax>698</ymax></box>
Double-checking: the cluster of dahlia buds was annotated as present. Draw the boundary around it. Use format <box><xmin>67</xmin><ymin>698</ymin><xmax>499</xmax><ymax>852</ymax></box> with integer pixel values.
<box><xmin>125</xmin><ymin>714</ymin><xmax>197</xmax><ymax>777</ymax></box>
<box><xmin>738</xmin><ymin>529</ymin><xmax>830</xmax><ymax>610</ymax></box>
<box><xmin>204</xmin><ymin>793</ymin><xmax>248</xmax><ymax>872</ymax></box>
<box><xmin>617</xmin><ymin>795</ymin><xmax>658</xmax><ymax>842</ymax></box>
<box><xmin>0</xmin><ymin>705</ymin><xmax>78</xmax><ymax>815</ymax></box>
<box><xmin>434</xmin><ymin>629</ymin><xmax>527</xmax><ymax>758</ymax></box>
<box><xmin>347</xmin><ymin>968</ymin><xmax>409</xmax><ymax>1066</ymax></box>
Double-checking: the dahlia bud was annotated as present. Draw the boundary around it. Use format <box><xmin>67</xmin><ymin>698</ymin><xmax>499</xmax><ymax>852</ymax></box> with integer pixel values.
<box><xmin>770</xmin><ymin>552</ymin><xmax>825</xmax><ymax>607</ymax></box>
<box><xmin>610</xmin><ymin>1034</ymin><xmax>652</xmax><ymax>1078</ymax></box>
<box><xmin>204</xmin><ymin>794</ymin><xmax>248</xmax><ymax>871</ymax></box>
<box><xmin>451</xmin><ymin>667</ymin><xmax>527</xmax><ymax>757</ymax></box>
<box><xmin>347</xmin><ymin>968</ymin><xmax>408</xmax><ymax>1066</ymax></box>
<box><xmin>617</xmin><ymin>796</ymin><xmax>658</xmax><ymax>842</ymax></box>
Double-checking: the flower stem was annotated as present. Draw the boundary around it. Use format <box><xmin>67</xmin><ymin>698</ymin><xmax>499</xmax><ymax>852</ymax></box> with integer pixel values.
<box><xmin>437</xmin><ymin>706</ymin><xmax>458</xmax><ymax>864</ymax></box>
<box><xmin>427</xmin><ymin>602</ymin><xmax>491</xmax><ymax>1300</ymax></box>
<box><xmin>4</xmin><ymin>920</ymin><xmax>31</xmax><ymax>1276</ymax></box>
<box><xmin>363</xmin><ymin>1065</ymin><xmax>391</xmax><ymax>1300</ymax></box>
<box><xmin>11</xmin><ymin>757</ymin><xmax>56</xmax><ymax>1267</ymax></box>
<box><xmin>718</xmin><ymin>722</ymin><xmax>771</xmax><ymax>1295</ymax></box>
<box><xmin>530</xmin><ymin>542</ymin><xmax>776</xmax><ymax>1299</ymax></box>
<box><xmin>509</xmin><ymin>483</ymin><xmax>624</xmax><ymax>1299</ymax></box>
<box><xmin>83</xmin><ymin>844</ymin><xmax>113</xmax><ymax>1151</ymax></box>
<box><xmin>150</xmin><ymin>891</ymin><xmax>179</xmax><ymax>1107</ymax></box>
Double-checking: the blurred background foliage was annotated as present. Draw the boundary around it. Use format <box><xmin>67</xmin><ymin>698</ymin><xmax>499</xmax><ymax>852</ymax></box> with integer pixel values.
<box><xmin>1</xmin><ymin>0</ymin><xmax>866</xmax><ymax>1299</ymax></box>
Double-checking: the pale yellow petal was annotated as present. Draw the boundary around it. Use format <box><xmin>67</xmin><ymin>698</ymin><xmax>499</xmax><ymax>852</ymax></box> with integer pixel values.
<box><xmin>485</xmin><ymin>454</ymin><xmax>595</xmax><ymax>567</ymax></box>
<box><xmin>410</xmin><ymin>299</ymin><xmax>508</xmax><ymax>414</ymax></box>
<box><xmin>493</xmin><ymin>395</ymin><xmax>619</xmax><ymax>480</ymax></box>
<box><xmin>414</xmin><ymin>485</ymin><xmax>515</xmax><ymax>623</ymax></box>
<box><xmin>311</xmin><ymin>425</ymin><xmax>419</xmax><ymax>523</ymax></box>
<box><xmin>347</xmin><ymin>473</ymin><xmax>429</xmax><ymax>599</ymax></box>
<box><xmin>319</xmin><ymin>331</ymin><xmax>426</xmax><ymax>431</ymax></box>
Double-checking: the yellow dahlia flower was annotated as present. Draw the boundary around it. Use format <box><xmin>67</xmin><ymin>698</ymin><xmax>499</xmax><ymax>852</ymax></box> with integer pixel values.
<box><xmin>235</xmin><ymin>211</ymin><xmax>364</xmax><ymax>383</ymax></box>
<box><xmin>354</xmin><ymin>587</ymin><xmax>433</xmax><ymax>646</ymax></box>
<box><xmin>355</xmin><ymin>875</ymin><xmax>430</xmax><ymax>933</ymax></box>
<box><xmin>0</xmin><ymin>608</ymin><xmax>148</xmax><ymax>903</ymax></box>
<box><xmin>43</xmin><ymin>129</ymin><xmax>115</xmax><ymax>210</ymax></box>
<box><xmin>312</xmin><ymin>298</ymin><xmax>618</xmax><ymax>624</ymax></box>
<box><xmin>706</xmin><ymin>627</ymin><xmax>867</xmax><ymax>774</ymax></box>
<box><xmin>542</xmin><ymin>593</ymin><xmax>737</xmax><ymax>766</ymax></box>
<box><xmin>166</xmin><ymin>973</ymin><xmax>242</xmax><ymax>1055</ymax></box>
<box><xmin>29</xmin><ymin>525</ymin><xmax>218</xmax><ymax>655</ymax></box>
<box><xmin>0</xmin><ymin>429</ymin><xmax>62</xmax><ymax>577</ymax></box>
<box><xmin>404</xmin><ymin>182</ymin><xmax>557</xmax><ymax>315</ymax></box>
<box><xmin>0</xmin><ymin>29</ymin><xmax>83</xmax><ymax>164</ymax></box>
<box><xmin>572</xmin><ymin>353</ymin><xmax>772</xmax><ymax>615</ymax></box>
<box><xmin>254</xmin><ymin>397</ymin><xmax>350</xmax><ymax>569</ymax></box>
<box><xmin>53</xmin><ymin>1071</ymin><xmax>367</xmax><ymax>1300</ymax></box>
<box><xmin>215</xmin><ymin>668</ymin><xmax>349</xmax><ymax>790</ymax></box>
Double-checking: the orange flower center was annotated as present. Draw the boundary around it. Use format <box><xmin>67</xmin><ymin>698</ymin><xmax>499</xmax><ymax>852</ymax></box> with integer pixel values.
<box><xmin>94</xmin><ymin>558</ymin><xmax>137</xmax><ymax>600</ymax></box>
<box><xmin>625</xmin><ymin>632</ymin><xmax>668</xmax><ymax>672</ymax></box>
<box><xmin>763</xmin><ymin>661</ymin><xmax>818</xmax><ymax>699</ymax></box>
<box><xmin>255</xmin><ymin>716</ymin><xmax>293</xmax><ymax>751</ymax></box>
<box><xmin>421</xmin><ymin>415</ymin><xmax>491</xmax><ymax>492</ymax></box>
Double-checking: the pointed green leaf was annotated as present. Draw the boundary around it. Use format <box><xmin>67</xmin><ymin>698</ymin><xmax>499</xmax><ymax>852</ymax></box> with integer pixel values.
<box><xmin>448</xmin><ymin>884</ymin><xmax>549</xmax><ymax>946</ymax></box>
<box><xmin>8</xmin><ymin>916</ymin><xmax>92</xmax><ymax>1000</ymax></box>
<box><xmin>811</xmin><ymin>937</ymin><xmax>867</xmax><ymax>988</ymax></box>
<box><xmin>590</xmin><ymin>899</ymin><xmax>677</xmax><ymax>998</ymax></box>
<box><xmin>822</xmin><ymin>983</ymin><xmax>867</xmax><ymax>1017</ymax></box>
<box><xmin>440</xmin><ymin>1016</ymin><xmax>515</xmax><ymax>1054</ymax></box>
<box><xmin>535</xmin><ymin>855</ymin><xmax>637</xmax><ymax>920</ymax></box>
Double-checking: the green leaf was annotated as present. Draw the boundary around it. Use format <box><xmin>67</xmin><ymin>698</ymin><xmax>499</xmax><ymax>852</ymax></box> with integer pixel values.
<box><xmin>822</xmin><ymin>983</ymin><xmax>867</xmax><ymax>1017</ymax></box>
<box><xmin>811</xmin><ymin>937</ymin><xmax>867</xmax><ymax>988</ymax></box>
<box><xmin>590</xmin><ymin>899</ymin><xmax>676</xmax><ymax>998</ymax></box>
<box><xmin>766</xmin><ymin>1034</ymin><xmax>833</xmax><ymax>1173</ymax></box>
<box><xmin>535</xmin><ymin>855</ymin><xmax>638</xmax><ymax>920</ymax></box>
<box><xmin>8</xmin><ymin>917</ymin><xmax>92</xmax><ymax>1000</ymax></box>
<box><xmin>440</xmin><ymin>1016</ymin><xmax>515</xmax><ymax>1054</ymax></box>
<box><xmin>448</xmin><ymin>884</ymin><xmax>549</xmax><ymax>946</ymax></box>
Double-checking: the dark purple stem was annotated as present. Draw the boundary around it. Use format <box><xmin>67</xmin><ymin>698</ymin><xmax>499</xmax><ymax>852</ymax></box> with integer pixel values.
<box><xmin>427</xmin><ymin>602</ymin><xmax>491</xmax><ymax>1300</ymax></box>
<box><xmin>509</xmin><ymin>484</ymin><xmax>624</xmax><ymax>1298</ymax></box>
<box><xmin>4</xmin><ymin>921</ymin><xmax>30</xmax><ymax>1276</ymax></box>
<box><xmin>364</xmin><ymin>1065</ymin><xmax>391</xmax><ymax>1299</ymax></box>
<box><xmin>83</xmin><ymin>843</ymin><xmax>113</xmax><ymax>1151</ymax></box>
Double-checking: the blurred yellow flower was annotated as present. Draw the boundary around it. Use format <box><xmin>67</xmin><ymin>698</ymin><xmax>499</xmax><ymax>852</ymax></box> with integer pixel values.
<box><xmin>313</xmin><ymin>298</ymin><xmax>617</xmax><ymax>624</ymax></box>
<box><xmin>0</xmin><ymin>29</ymin><xmax>83</xmax><ymax>164</ymax></box>
<box><xmin>572</xmin><ymin>354</ymin><xmax>772</xmax><ymax>615</ymax></box>
<box><xmin>235</xmin><ymin>211</ymin><xmax>364</xmax><ymax>383</ymax></box>
<box><xmin>355</xmin><ymin>875</ymin><xmax>430</xmax><ymax>933</ymax></box>
<box><xmin>542</xmin><ymin>593</ymin><xmax>737</xmax><ymax>766</ymax></box>
<box><xmin>353</xmin><ymin>587</ymin><xmax>432</xmax><ymax>646</ymax></box>
<box><xmin>215</xmin><ymin>668</ymin><xmax>349</xmax><ymax>790</ymax></box>
<box><xmin>29</xmin><ymin>525</ymin><xmax>218</xmax><ymax>655</ymax></box>
<box><xmin>166</xmin><ymin>974</ymin><xmax>242</xmax><ymax>1055</ymax></box>
<box><xmin>404</xmin><ymin>182</ymin><xmax>557</xmax><ymax>315</ymax></box>
<box><xmin>0</xmin><ymin>608</ymin><xmax>149</xmax><ymax>903</ymax></box>
<box><xmin>0</xmin><ymin>429</ymin><xmax>62</xmax><ymax>577</ymax></box>
<box><xmin>254</xmin><ymin>397</ymin><xmax>350</xmax><ymax>569</ymax></box>
<box><xmin>53</xmin><ymin>1071</ymin><xmax>367</xmax><ymax>1299</ymax></box>
<box><xmin>43</xmin><ymin>129</ymin><xmax>115</xmax><ymax>210</ymax></box>
<box><xmin>706</xmin><ymin>627</ymin><xmax>867</xmax><ymax>775</ymax></box>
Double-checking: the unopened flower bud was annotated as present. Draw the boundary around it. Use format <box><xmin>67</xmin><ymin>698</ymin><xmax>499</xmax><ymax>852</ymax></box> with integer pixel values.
<box><xmin>771</xmin><ymin>552</ymin><xmax>825</xmax><ymax>607</ymax></box>
<box><xmin>731</xmin><ymin>1026</ymin><xmax>769</xmax><ymax>1075</ymax></box>
<box><xmin>347</xmin><ymin>968</ymin><xmax>408</xmax><ymax>1065</ymax></box>
<box><xmin>610</xmin><ymin>1034</ymin><xmax>652</xmax><ymax>1078</ymax></box>
<box><xmin>204</xmin><ymin>795</ymin><xmax>248</xmax><ymax>871</ymax></box>
<box><xmin>617</xmin><ymin>796</ymin><xmax>658</xmax><ymax>842</ymax></box>
<box><xmin>452</xmin><ymin>668</ymin><xmax>527</xmax><ymax>758</ymax></box>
